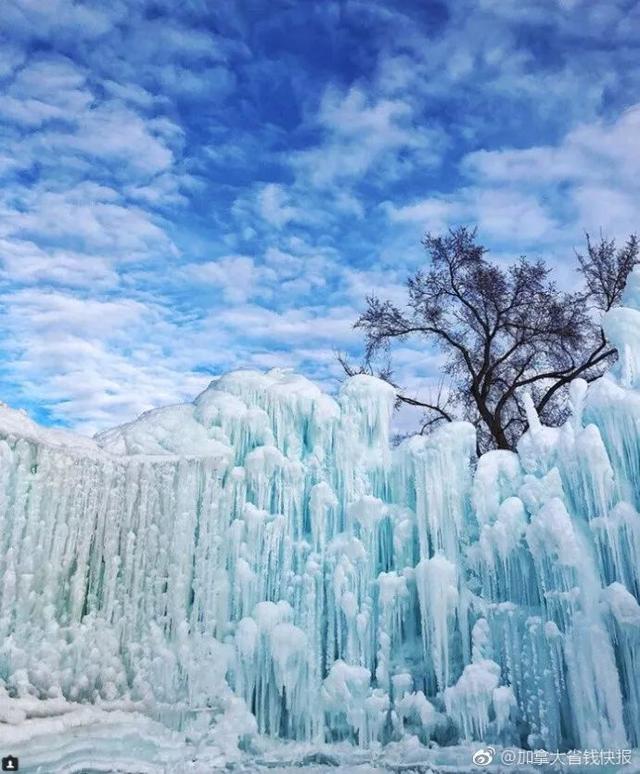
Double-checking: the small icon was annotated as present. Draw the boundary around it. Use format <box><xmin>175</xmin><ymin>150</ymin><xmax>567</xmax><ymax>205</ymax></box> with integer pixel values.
<box><xmin>1</xmin><ymin>756</ymin><xmax>18</xmax><ymax>772</ymax></box>
<box><xmin>472</xmin><ymin>747</ymin><xmax>495</xmax><ymax>767</ymax></box>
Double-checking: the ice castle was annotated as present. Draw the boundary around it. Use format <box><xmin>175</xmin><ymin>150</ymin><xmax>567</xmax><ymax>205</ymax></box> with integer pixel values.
<box><xmin>0</xmin><ymin>269</ymin><xmax>639</xmax><ymax>761</ymax></box>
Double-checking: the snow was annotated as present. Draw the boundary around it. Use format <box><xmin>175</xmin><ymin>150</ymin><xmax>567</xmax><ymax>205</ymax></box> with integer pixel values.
<box><xmin>444</xmin><ymin>659</ymin><xmax>501</xmax><ymax>741</ymax></box>
<box><xmin>1</xmin><ymin>273</ymin><xmax>640</xmax><ymax>768</ymax></box>
<box><xmin>602</xmin><ymin>582</ymin><xmax>640</xmax><ymax>627</ymax></box>
<box><xmin>604</xmin><ymin>307</ymin><xmax>640</xmax><ymax>388</ymax></box>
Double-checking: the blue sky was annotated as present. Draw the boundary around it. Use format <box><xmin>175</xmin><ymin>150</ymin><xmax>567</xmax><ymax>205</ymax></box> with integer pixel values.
<box><xmin>0</xmin><ymin>0</ymin><xmax>638</xmax><ymax>434</ymax></box>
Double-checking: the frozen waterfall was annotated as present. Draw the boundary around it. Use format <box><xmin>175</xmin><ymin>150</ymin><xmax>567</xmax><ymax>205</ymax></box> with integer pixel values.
<box><xmin>1</xmin><ymin>271</ymin><xmax>640</xmax><ymax>761</ymax></box>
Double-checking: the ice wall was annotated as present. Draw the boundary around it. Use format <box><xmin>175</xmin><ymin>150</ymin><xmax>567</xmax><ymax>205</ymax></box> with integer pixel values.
<box><xmin>1</xmin><ymin>272</ymin><xmax>640</xmax><ymax>753</ymax></box>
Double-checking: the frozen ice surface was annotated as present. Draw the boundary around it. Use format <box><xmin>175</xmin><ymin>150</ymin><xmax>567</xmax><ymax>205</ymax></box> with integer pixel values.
<box><xmin>2</xmin><ymin>711</ymin><xmax>638</xmax><ymax>773</ymax></box>
<box><xmin>0</xmin><ymin>272</ymin><xmax>640</xmax><ymax>770</ymax></box>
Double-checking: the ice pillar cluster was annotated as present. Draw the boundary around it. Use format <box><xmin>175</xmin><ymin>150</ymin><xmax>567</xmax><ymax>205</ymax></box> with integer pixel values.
<box><xmin>1</xmin><ymin>271</ymin><xmax>640</xmax><ymax>752</ymax></box>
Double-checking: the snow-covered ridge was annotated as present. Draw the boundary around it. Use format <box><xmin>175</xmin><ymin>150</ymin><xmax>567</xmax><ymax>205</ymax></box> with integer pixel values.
<box><xmin>0</xmin><ymin>402</ymin><xmax>106</xmax><ymax>460</ymax></box>
<box><xmin>1</xmin><ymin>273</ymin><xmax>640</xmax><ymax>763</ymax></box>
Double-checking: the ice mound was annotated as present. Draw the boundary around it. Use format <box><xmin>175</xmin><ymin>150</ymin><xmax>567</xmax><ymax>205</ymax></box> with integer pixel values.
<box><xmin>1</xmin><ymin>274</ymin><xmax>640</xmax><ymax>763</ymax></box>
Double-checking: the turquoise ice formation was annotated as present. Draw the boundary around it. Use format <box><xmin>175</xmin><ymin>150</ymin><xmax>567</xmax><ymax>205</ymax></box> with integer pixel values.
<box><xmin>0</xmin><ymin>270</ymin><xmax>639</xmax><ymax>756</ymax></box>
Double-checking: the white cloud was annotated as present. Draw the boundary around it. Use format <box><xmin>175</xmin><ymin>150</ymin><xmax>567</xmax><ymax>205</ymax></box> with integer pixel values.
<box><xmin>124</xmin><ymin>171</ymin><xmax>194</xmax><ymax>208</ymax></box>
<box><xmin>258</xmin><ymin>184</ymin><xmax>300</xmax><ymax>228</ymax></box>
<box><xmin>0</xmin><ymin>239</ymin><xmax>118</xmax><ymax>288</ymax></box>
<box><xmin>0</xmin><ymin>287</ymin><xmax>211</xmax><ymax>433</ymax></box>
<box><xmin>210</xmin><ymin>303</ymin><xmax>357</xmax><ymax>347</ymax></box>
<box><xmin>50</xmin><ymin>102</ymin><xmax>178</xmax><ymax>176</ymax></box>
<box><xmin>0</xmin><ymin>0</ymin><xmax>119</xmax><ymax>42</ymax></box>
<box><xmin>180</xmin><ymin>243</ymin><xmax>334</xmax><ymax>306</ymax></box>
<box><xmin>460</xmin><ymin>104</ymin><xmax>640</xmax><ymax>239</ymax></box>
<box><xmin>0</xmin><ymin>56</ymin><xmax>180</xmax><ymax>179</ymax></box>
<box><xmin>383</xmin><ymin>104</ymin><xmax>640</xmax><ymax>253</ymax></box>
<box><xmin>475</xmin><ymin>0</ymin><xmax>635</xmax><ymax>39</ymax></box>
<box><xmin>264</xmin><ymin>245</ymin><xmax>330</xmax><ymax>293</ymax></box>
<box><xmin>339</xmin><ymin>265</ymin><xmax>408</xmax><ymax>308</ymax></box>
<box><xmin>2</xmin><ymin>289</ymin><xmax>147</xmax><ymax>338</ymax></box>
<box><xmin>0</xmin><ymin>41</ymin><xmax>25</xmax><ymax>77</ymax></box>
<box><xmin>463</xmin><ymin>105</ymin><xmax>640</xmax><ymax>188</ymax></box>
<box><xmin>182</xmin><ymin>255</ymin><xmax>267</xmax><ymax>303</ymax></box>
<box><xmin>292</xmin><ymin>86</ymin><xmax>443</xmax><ymax>187</ymax></box>
<box><xmin>387</xmin><ymin>187</ymin><xmax>559</xmax><ymax>246</ymax></box>
<box><xmin>385</xmin><ymin>198</ymin><xmax>454</xmax><ymax>232</ymax></box>
<box><xmin>0</xmin><ymin>56</ymin><xmax>91</xmax><ymax>127</ymax></box>
<box><xmin>0</xmin><ymin>183</ymin><xmax>175</xmax><ymax>260</ymax></box>
<box><xmin>572</xmin><ymin>185</ymin><xmax>639</xmax><ymax>237</ymax></box>
<box><xmin>371</xmin><ymin>0</ymin><xmax>620</xmax><ymax>136</ymax></box>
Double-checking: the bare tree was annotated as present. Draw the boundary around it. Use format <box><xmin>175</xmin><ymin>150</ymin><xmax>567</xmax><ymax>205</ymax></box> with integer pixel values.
<box><xmin>343</xmin><ymin>227</ymin><xmax>638</xmax><ymax>453</ymax></box>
